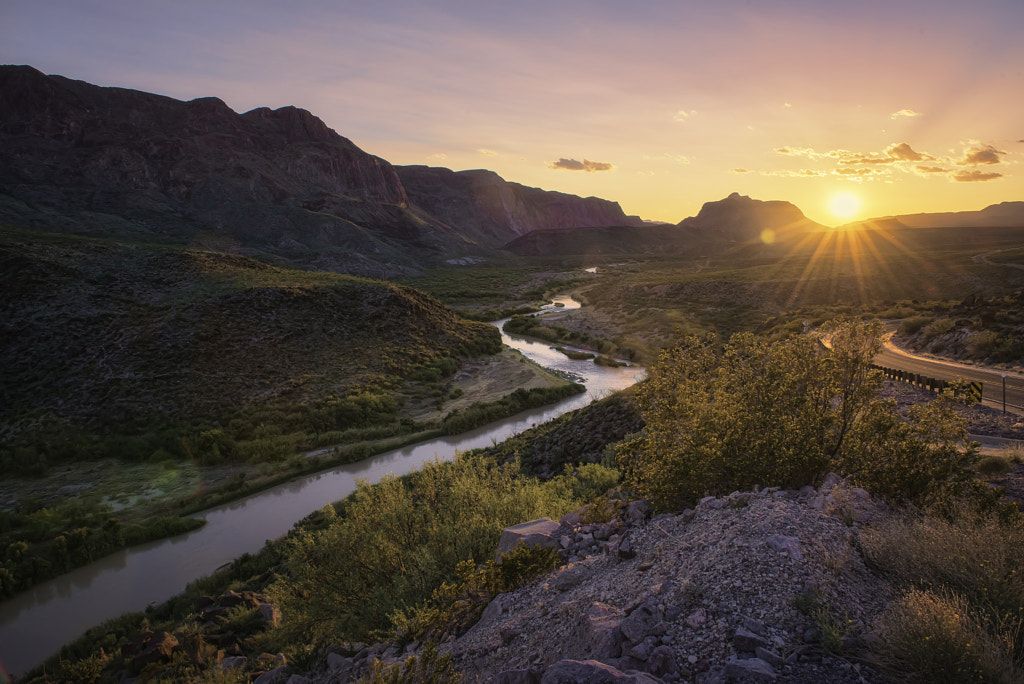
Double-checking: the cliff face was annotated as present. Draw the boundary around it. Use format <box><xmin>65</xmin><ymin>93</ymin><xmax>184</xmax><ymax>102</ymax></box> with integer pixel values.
<box><xmin>0</xmin><ymin>66</ymin><xmax>651</xmax><ymax>273</ymax></box>
<box><xmin>397</xmin><ymin>165</ymin><xmax>643</xmax><ymax>249</ymax></box>
<box><xmin>0</xmin><ymin>66</ymin><xmax>455</xmax><ymax>276</ymax></box>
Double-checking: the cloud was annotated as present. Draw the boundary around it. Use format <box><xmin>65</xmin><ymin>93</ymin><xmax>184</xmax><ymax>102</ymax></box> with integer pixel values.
<box><xmin>761</xmin><ymin>168</ymin><xmax>827</xmax><ymax>178</ymax></box>
<box><xmin>547</xmin><ymin>158</ymin><xmax>614</xmax><ymax>172</ymax></box>
<box><xmin>784</xmin><ymin>102</ymin><xmax>792</xmax><ymax>108</ymax></box>
<box><xmin>427</xmin><ymin>153</ymin><xmax>448</xmax><ymax>163</ymax></box>
<box><xmin>774</xmin><ymin>146</ymin><xmax>819</xmax><ymax>158</ymax></box>
<box><xmin>890</xmin><ymin>109</ymin><xmax>922</xmax><ymax>119</ymax></box>
<box><xmin>915</xmin><ymin>165</ymin><xmax>949</xmax><ymax>175</ymax></box>
<box><xmin>663</xmin><ymin>153</ymin><xmax>690</xmax><ymax>164</ymax></box>
<box><xmin>673</xmin><ymin>109</ymin><xmax>697</xmax><ymax>123</ymax></box>
<box><xmin>957</xmin><ymin>143</ymin><xmax>1005</xmax><ymax>166</ymax></box>
<box><xmin>477</xmin><ymin>148</ymin><xmax>498</xmax><ymax>156</ymax></box>
<box><xmin>951</xmin><ymin>169</ymin><xmax>1003</xmax><ymax>182</ymax></box>
<box><xmin>730</xmin><ymin>168</ymin><xmax>751</xmax><ymax>174</ymax></box>
<box><xmin>884</xmin><ymin>142</ymin><xmax>929</xmax><ymax>162</ymax></box>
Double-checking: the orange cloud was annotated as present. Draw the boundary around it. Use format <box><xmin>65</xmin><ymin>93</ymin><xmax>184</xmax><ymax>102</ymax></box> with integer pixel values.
<box><xmin>890</xmin><ymin>109</ymin><xmax>922</xmax><ymax>119</ymax></box>
<box><xmin>950</xmin><ymin>169</ymin><xmax>1003</xmax><ymax>182</ymax></box>
<box><xmin>547</xmin><ymin>158</ymin><xmax>614</xmax><ymax>172</ymax></box>
<box><xmin>957</xmin><ymin>143</ymin><xmax>1005</xmax><ymax>166</ymax></box>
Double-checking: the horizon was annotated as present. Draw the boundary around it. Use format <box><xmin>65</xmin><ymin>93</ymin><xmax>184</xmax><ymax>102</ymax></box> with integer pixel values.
<box><xmin>2</xmin><ymin>0</ymin><xmax>1022</xmax><ymax>226</ymax></box>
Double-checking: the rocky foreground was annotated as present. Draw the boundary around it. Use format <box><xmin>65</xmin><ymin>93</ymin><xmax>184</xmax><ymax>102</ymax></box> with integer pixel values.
<box><xmin>296</xmin><ymin>475</ymin><xmax>891</xmax><ymax>684</ymax></box>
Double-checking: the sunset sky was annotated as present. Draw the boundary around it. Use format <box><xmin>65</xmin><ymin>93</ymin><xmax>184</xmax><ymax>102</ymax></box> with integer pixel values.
<box><xmin>2</xmin><ymin>0</ymin><xmax>1022</xmax><ymax>226</ymax></box>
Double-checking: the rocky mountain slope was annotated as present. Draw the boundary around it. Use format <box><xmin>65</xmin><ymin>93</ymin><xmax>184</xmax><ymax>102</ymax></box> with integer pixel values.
<box><xmin>397</xmin><ymin>165</ymin><xmax>642</xmax><ymax>249</ymax></box>
<box><xmin>868</xmin><ymin>201</ymin><xmax>1024</xmax><ymax>229</ymax></box>
<box><xmin>0</xmin><ymin>66</ymin><xmax>647</xmax><ymax>276</ymax></box>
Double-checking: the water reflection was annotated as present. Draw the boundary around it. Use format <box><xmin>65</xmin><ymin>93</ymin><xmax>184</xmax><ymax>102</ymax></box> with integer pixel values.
<box><xmin>0</xmin><ymin>298</ymin><xmax>642</xmax><ymax>676</ymax></box>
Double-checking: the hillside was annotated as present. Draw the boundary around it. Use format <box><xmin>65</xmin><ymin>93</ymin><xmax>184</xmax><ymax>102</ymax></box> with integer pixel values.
<box><xmin>397</xmin><ymin>165</ymin><xmax>643</xmax><ymax>249</ymax></box>
<box><xmin>0</xmin><ymin>227</ymin><xmax>500</xmax><ymax>465</ymax></box>
<box><xmin>0</xmin><ymin>66</ymin><xmax>648</xmax><ymax>276</ymax></box>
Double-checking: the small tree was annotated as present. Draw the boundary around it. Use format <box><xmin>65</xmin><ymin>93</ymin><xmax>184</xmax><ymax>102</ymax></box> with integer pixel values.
<box><xmin>617</xmin><ymin>318</ymin><xmax>883</xmax><ymax>509</ymax></box>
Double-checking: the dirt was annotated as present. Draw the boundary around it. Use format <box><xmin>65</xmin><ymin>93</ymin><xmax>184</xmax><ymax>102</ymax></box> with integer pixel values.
<box><xmin>399</xmin><ymin>348</ymin><xmax>573</xmax><ymax>423</ymax></box>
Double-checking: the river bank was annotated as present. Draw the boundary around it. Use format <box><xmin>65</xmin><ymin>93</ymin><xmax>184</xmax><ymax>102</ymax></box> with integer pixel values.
<box><xmin>0</xmin><ymin>299</ymin><xmax>644</xmax><ymax>677</ymax></box>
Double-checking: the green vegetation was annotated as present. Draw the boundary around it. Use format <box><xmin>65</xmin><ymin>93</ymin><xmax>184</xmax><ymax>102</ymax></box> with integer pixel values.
<box><xmin>503</xmin><ymin>315</ymin><xmax>634</xmax><ymax>360</ymax></box>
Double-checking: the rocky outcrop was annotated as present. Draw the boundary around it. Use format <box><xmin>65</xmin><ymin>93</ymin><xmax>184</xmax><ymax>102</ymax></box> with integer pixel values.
<box><xmin>397</xmin><ymin>165</ymin><xmax>643</xmax><ymax>249</ymax></box>
<box><xmin>677</xmin><ymin>193</ymin><xmax>826</xmax><ymax>246</ymax></box>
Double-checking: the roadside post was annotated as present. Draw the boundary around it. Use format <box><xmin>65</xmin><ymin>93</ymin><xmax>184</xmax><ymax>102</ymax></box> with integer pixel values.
<box><xmin>1003</xmin><ymin>374</ymin><xmax>1007</xmax><ymax>414</ymax></box>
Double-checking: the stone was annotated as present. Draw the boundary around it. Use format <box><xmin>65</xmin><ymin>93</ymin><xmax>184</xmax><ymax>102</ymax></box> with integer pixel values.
<box><xmin>327</xmin><ymin>652</ymin><xmax>354</xmax><ymax>680</ymax></box>
<box><xmin>258</xmin><ymin>602</ymin><xmax>282</xmax><ymax>627</ymax></box>
<box><xmin>550</xmin><ymin>566</ymin><xmax>588</xmax><ymax>593</ymax></box>
<box><xmin>541</xmin><ymin>659</ymin><xmax>662</xmax><ymax>684</ymax></box>
<box><xmin>496</xmin><ymin>518</ymin><xmax>561</xmax><ymax>562</ymax></box>
<box><xmin>724</xmin><ymin>656</ymin><xmax>777</xmax><ymax>681</ymax></box>
<box><xmin>620</xmin><ymin>601</ymin><xmax>664</xmax><ymax>645</ymax></box>
<box><xmin>684</xmin><ymin>608</ymin><xmax>707</xmax><ymax>629</ymax></box>
<box><xmin>570</xmin><ymin>602</ymin><xmax>624</xmax><ymax>660</ymax></box>
<box><xmin>765</xmin><ymin>534</ymin><xmax>803</xmax><ymax>560</ymax></box>
<box><xmin>742</xmin><ymin>617</ymin><xmax>766</xmax><ymax>635</ymax></box>
<box><xmin>732</xmin><ymin>627</ymin><xmax>769</xmax><ymax>653</ymax></box>
<box><xmin>646</xmin><ymin>645</ymin><xmax>679</xmax><ymax>677</ymax></box>
<box><xmin>617</xmin><ymin>537</ymin><xmax>636</xmax><ymax>560</ymax></box>
<box><xmin>129</xmin><ymin>631</ymin><xmax>180</xmax><ymax>667</ymax></box>
<box><xmin>254</xmin><ymin>666</ymin><xmax>287</xmax><ymax>684</ymax></box>
<box><xmin>625</xmin><ymin>500</ymin><xmax>651</xmax><ymax>524</ymax></box>
<box><xmin>217</xmin><ymin>656</ymin><xmax>249</xmax><ymax>671</ymax></box>
<box><xmin>286</xmin><ymin>677</ymin><xmax>311</xmax><ymax>684</ymax></box>
<box><xmin>755</xmin><ymin>647</ymin><xmax>785</xmax><ymax>668</ymax></box>
<box><xmin>494</xmin><ymin>668</ymin><xmax>542</xmax><ymax>684</ymax></box>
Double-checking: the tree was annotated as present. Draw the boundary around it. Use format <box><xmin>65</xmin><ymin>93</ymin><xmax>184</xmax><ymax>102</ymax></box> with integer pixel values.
<box><xmin>617</xmin><ymin>318</ymin><xmax>883</xmax><ymax>509</ymax></box>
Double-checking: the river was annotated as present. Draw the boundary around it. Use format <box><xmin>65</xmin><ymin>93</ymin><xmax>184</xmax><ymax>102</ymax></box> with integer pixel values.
<box><xmin>0</xmin><ymin>297</ymin><xmax>643</xmax><ymax>677</ymax></box>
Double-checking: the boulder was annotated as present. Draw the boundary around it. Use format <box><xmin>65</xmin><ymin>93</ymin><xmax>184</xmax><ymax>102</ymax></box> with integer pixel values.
<box><xmin>494</xmin><ymin>668</ymin><xmax>542</xmax><ymax>684</ymax></box>
<box><xmin>496</xmin><ymin>518</ymin><xmax>561</xmax><ymax>562</ymax></box>
<box><xmin>570</xmin><ymin>602</ymin><xmax>625</xmax><ymax>660</ymax></box>
<box><xmin>217</xmin><ymin>656</ymin><xmax>249</xmax><ymax>671</ymax></box>
<box><xmin>733</xmin><ymin>627</ymin><xmax>770</xmax><ymax>653</ymax></box>
<box><xmin>129</xmin><ymin>631</ymin><xmax>180</xmax><ymax>667</ymax></box>
<box><xmin>723</xmin><ymin>656</ymin><xmax>777</xmax><ymax>681</ymax></box>
<box><xmin>541</xmin><ymin>659</ymin><xmax>662</xmax><ymax>684</ymax></box>
<box><xmin>620</xmin><ymin>601</ymin><xmax>664</xmax><ymax>645</ymax></box>
<box><xmin>258</xmin><ymin>602</ymin><xmax>282</xmax><ymax>627</ymax></box>
<box><xmin>254</xmin><ymin>666</ymin><xmax>287</xmax><ymax>684</ymax></box>
<box><xmin>765</xmin><ymin>535</ymin><xmax>802</xmax><ymax>561</ymax></box>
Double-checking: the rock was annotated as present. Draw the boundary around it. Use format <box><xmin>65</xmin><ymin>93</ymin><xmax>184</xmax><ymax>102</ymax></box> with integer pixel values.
<box><xmin>286</xmin><ymin>676</ymin><xmax>311</xmax><ymax>684</ymax></box>
<box><xmin>494</xmin><ymin>668</ymin><xmax>542</xmax><ymax>684</ymax></box>
<box><xmin>755</xmin><ymin>647</ymin><xmax>785</xmax><ymax>668</ymax></box>
<box><xmin>723</xmin><ymin>656</ymin><xmax>777</xmax><ymax>681</ymax></box>
<box><xmin>128</xmin><ymin>631</ymin><xmax>180</xmax><ymax>667</ymax></box>
<box><xmin>765</xmin><ymin>534</ymin><xmax>803</xmax><ymax>560</ymax></box>
<box><xmin>646</xmin><ymin>645</ymin><xmax>679</xmax><ymax>677</ymax></box>
<box><xmin>254</xmin><ymin>666</ymin><xmax>287</xmax><ymax>684</ymax></box>
<box><xmin>560</xmin><ymin>507</ymin><xmax>587</xmax><ymax>527</ymax></box>
<box><xmin>742</xmin><ymin>617</ymin><xmax>766</xmax><ymax>635</ymax></box>
<box><xmin>496</xmin><ymin>518</ymin><xmax>561</xmax><ymax>562</ymax></box>
<box><xmin>617</xmin><ymin>537</ymin><xmax>636</xmax><ymax>560</ymax></box>
<box><xmin>541</xmin><ymin>659</ymin><xmax>662</xmax><ymax>684</ymax></box>
<box><xmin>258</xmin><ymin>602</ymin><xmax>282</xmax><ymax>627</ymax></box>
<box><xmin>570</xmin><ymin>603</ymin><xmax>624</xmax><ymax>660</ymax></box>
<box><xmin>732</xmin><ymin>627</ymin><xmax>769</xmax><ymax>653</ymax></box>
<box><xmin>217</xmin><ymin>656</ymin><xmax>249</xmax><ymax>671</ymax></box>
<box><xmin>684</xmin><ymin>608</ymin><xmax>707</xmax><ymax>629</ymax></box>
<box><xmin>621</xmin><ymin>601</ymin><xmax>664</xmax><ymax>645</ymax></box>
<box><xmin>327</xmin><ymin>652</ymin><xmax>354</xmax><ymax>680</ymax></box>
<box><xmin>625</xmin><ymin>500</ymin><xmax>651</xmax><ymax>524</ymax></box>
<box><xmin>550</xmin><ymin>566</ymin><xmax>589</xmax><ymax>593</ymax></box>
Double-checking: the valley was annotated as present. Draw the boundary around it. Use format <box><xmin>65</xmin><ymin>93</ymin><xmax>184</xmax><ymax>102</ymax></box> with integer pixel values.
<box><xmin>2</xmin><ymin>66</ymin><xmax>1024</xmax><ymax>683</ymax></box>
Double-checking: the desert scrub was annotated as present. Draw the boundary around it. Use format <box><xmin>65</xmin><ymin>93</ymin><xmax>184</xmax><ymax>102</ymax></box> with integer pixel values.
<box><xmin>617</xmin><ymin>318</ymin><xmax>884</xmax><ymax>509</ymax></box>
<box><xmin>873</xmin><ymin>589</ymin><xmax>1023</xmax><ymax>684</ymax></box>
<box><xmin>860</xmin><ymin>510</ymin><xmax>1024</xmax><ymax>675</ymax></box>
<box><xmin>266</xmin><ymin>456</ymin><xmax>615</xmax><ymax>652</ymax></box>
<box><xmin>977</xmin><ymin>453</ymin><xmax>1015</xmax><ymax>476</ymax></box>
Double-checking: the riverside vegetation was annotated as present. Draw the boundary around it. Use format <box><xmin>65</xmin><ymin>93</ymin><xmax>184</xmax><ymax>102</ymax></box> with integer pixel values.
<box><xmin>22</xmin><ymin>318</ymin><xmax>1024</xmax><ymax>683</ymax></box>
<box><xmin>0</xmin><ymin>228</ymin><xmax>588</xmax><ymax>598</ymax></box>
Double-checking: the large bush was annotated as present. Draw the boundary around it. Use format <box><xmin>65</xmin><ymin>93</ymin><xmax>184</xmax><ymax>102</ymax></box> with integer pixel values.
<box><xmin>617</xmin><ymin>319</ymin><xmax>883</xmax><ymax>509</ymax></box>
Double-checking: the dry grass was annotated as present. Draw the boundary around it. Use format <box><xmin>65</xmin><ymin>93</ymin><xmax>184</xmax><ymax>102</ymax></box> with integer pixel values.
<box><xmin>860</xmin><ymin>511</ymin><xmax>1024</xmax><ymax>682</ymax></box>
<box><xmin>873</xmin><ymin>588</ymin><xmax>1022</xmax><ymax>684</ymax></box>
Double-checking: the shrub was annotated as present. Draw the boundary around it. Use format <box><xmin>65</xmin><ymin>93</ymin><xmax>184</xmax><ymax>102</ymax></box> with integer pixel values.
<box><xmin>922</xmin><ymin>317</ymin><xmax>956</xmax><ymax>340</ymax></box>
<box><xmin>899</xmin><ymin>315</ymin><xmax>932</xmax><ymax>335</ymax></box>
<box><xmin>977</xmin><ymin>454</ymin><xmax>1014</xmax><ymax>476</ymax></box>
<box><xmin>617</xmin><ymin>318</ymin><xmax>883</xmax><ymax>509</ymax></box>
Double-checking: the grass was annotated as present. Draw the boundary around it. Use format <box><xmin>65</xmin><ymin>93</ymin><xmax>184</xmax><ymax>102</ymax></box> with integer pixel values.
<box><xmin>860</xmin><ymin>510</ymin><xmax>1024</xmax><ymax>682</ymax></box>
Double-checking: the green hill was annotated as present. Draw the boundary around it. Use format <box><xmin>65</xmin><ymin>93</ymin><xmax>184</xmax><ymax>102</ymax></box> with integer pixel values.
<box><xmin>0</xmin><ymin>228</ymin><xmax>501</xmax><ymax>470</ymax></box>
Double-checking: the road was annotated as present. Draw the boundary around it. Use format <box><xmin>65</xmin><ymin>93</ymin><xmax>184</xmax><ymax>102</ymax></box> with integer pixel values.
<box><xmin>876</xmin><ymin>339</ymin><xmax>1024</xmax><ymax>416</ymax></box>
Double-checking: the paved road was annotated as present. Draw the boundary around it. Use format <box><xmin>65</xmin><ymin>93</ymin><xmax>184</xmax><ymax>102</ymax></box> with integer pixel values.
<box><xmin>876</xmin><ymin>340</ymin><xmax>1024</xmax><ymax>415</ymax></box>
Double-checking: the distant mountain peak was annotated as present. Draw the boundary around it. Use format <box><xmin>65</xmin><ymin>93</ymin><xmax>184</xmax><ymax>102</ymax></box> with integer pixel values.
<box><xmin>678</xmin><ymin>193</ymin><xmax>820</xmax><ymax>243</ymax></box>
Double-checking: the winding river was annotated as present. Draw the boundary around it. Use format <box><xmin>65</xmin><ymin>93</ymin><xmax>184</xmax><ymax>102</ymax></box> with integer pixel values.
<box><xmin>0</xmin><ymin>297</ymin><xmax>643</xmax><ymax>677</ymax></box>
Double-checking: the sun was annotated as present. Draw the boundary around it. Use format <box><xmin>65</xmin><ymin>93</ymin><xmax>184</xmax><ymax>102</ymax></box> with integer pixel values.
<box><xmin>828</xmin><ymin>192</ymin><xmax>862</xmax><ymax>222</ymax></box>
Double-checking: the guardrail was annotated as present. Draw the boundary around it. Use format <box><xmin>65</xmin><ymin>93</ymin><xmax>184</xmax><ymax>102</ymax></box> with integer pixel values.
<box><xmin>870</xmin><ymin>364</ymin><xmax>983</xmax><ymax>402</ymax></box>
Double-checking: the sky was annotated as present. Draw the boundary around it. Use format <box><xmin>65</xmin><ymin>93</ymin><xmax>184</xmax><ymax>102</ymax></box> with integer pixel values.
<box><xmin>2</xmin><ymin>0</ymin><xmax>1022</xmax><ymax>226</ymax></box>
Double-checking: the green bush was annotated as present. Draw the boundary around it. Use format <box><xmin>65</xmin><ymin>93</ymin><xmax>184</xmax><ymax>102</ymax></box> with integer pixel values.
<box><xmin>899</xmin><ymin>315</ymin><xmax>933</xmax><ymax>335</ymax></box>
<box><xmin>617</xmin><ymin>318</ymin><xmax>883</xmax><ymax>509</ymax></box>
<box><xmin>922</xmin><ymin>317</ymin><xmax>956</xmax><ymax>340</ymax></box>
